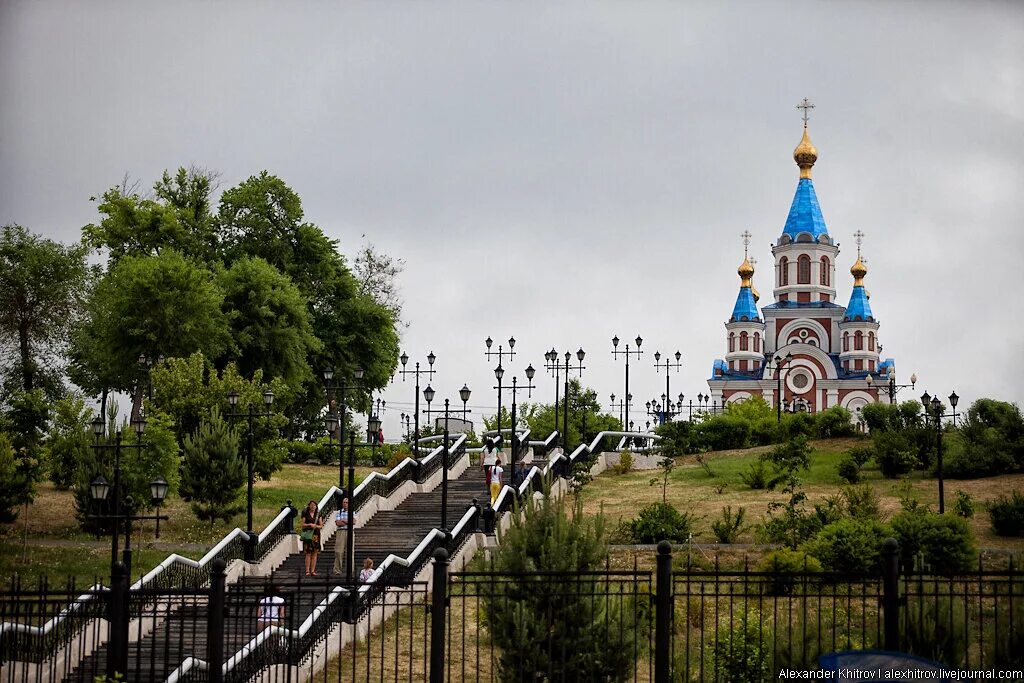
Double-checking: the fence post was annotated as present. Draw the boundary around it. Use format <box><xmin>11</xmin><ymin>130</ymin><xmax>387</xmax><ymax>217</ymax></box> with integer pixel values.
<box><xmin>882</xmin><ymin>538</ymin><xmax>900</xmax><ymax>652</ymax></box>
<box><xmin>208</xmin><ymin>558</ymin><xmax>227</xmax><ymax>683</ymax></box>
<box><xmin>106</xmin><ymin>561</ymin><xmax>129</xmax><ymax>680</ymax></box>
<box><xmin>482</xmin><ymin>504</ymin><xmax>496</xmax><ymax>534</ymax></box>
<box><xmin>471</xmin><ymin>499</ymin><xmax>481</xmax><ymax>532</ymax></box>
<box><xmin>429</xmin><ymin>547</ymin><xmax>449</xmax><ymax>683</ymax></box>
<box><xmin>283</xmin><ymin>499</ymin><xmax>296</xmax><ymax>534</ymax></box>
<box><xmin>655</xmin><ymin>540</ymin><xmax>673</xmax><ymax>683</ymax></box>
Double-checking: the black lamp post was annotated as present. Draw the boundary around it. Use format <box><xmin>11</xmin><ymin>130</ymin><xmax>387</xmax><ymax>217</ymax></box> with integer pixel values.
<box><xmin>226</xmin><ymin>388</ymin><xmax>275</xmax><ymax>562</ymax></box>
<box><xmin>768</xmin><ymin>353</ymin><xmax>795</xmax><ymax>424</ymax></box>
<box><xmin>399</xmin><ymin>352</ymin><xmax>436</xmax><ymax>454</ymax></box>
<box><xmin>423</xmin><ymin>389</ymin><xmax>470</xmax><ymax>537</ymax></box>
<box><xmin>920</xmin><ymin>390</ymin><xmax>961</xmax><ymax>514</ymax></box>
<box><xmin>611</xmin><ymin>335</ymin><xmax>643</xmax><ymax>438</ymax></box>
<box><xmin>324</xmin><ymin>367</ymin><xmax>365</xmax><ymax>487</ymax></box>
<box><xmin>459</xmin><ymin>384</ymin><xmax>472</xmax><ymax>420</ymax></box>
<box><xmin>652</xmin><ymin>350</ymin><xmax>683</xmax><ymax>425</ymax></box>
<box><xmin>544</xmin><ymin>349</ymin><xmax>562</xmax><ymax>440</ymax></box>
<box><xmin>867</xmin><ymin>371</ymin><xmax>918</xmax><ymax>405</ymax></box>
<box><xmin>555</xmin><ymin>349</ymin><xmax>586</xmax><ymax>451</ymax></box>
<box><xmin>399</xmin><ymin>412</ymin><xmax>412</xmax><ymax>441</ymax></box>
<box><xmin>88</xmin><ymin>415</ymin><xmax>168</xmax><ymax>579</ymax></box>
<box><xmin>498</xmin><ymin>368</ymin><xmax>535</xmax><ymax>486</ymax></box>
<box><xmin>136</xmin><ymin>353</ymin><xmax>164</xmax><ymax>401</ymax></box>
<box><xmin>485</xmin><ymin>337</ymin><xmax>516</xmax><ymax>447</ymax></box>
<box><xmin>610</xmin><ymin>393</ymin><xmax>631</xmax><ymax>430</ymax></box>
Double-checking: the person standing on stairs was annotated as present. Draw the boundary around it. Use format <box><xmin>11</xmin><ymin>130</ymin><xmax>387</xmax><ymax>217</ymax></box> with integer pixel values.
<box><xmin>333</xmin><ymin>496</ymin><xmax>356</xmax><ymax>577</ymax></box>
<box><xmin>489</xmin><ymin>458</ymin><xmax>503</xmax><ymax>504</ymax></box>
<box><xmin>301</xmin><ymin>500</ymin><xmax>324</xmax><ymax>576</ymax></box>
<box><xmin>482</xmin><ymin>439</ymin><xmax>496</xmax><ymax>496</ymax></box>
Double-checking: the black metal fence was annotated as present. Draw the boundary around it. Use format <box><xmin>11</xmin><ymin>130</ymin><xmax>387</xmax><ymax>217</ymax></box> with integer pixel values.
<box><xmin>2</xmin><ymin>543</ymin><xmax>1022</xmax><ymax>682</ymax></box>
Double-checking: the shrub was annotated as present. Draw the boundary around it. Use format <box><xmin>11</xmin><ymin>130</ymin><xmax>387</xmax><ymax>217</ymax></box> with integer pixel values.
<box><xmin>890</xmin><ymin>509</ymin><xmax>976</xmax><ymax>573</ymax></box>
<box><xmin>179</xmin><ymin>408</ymin><xmax>244</xmax><ymax>523</ymax></box>
<box><xmin>873</xmin><ymin>431</ymin><xmax>918</xmax><ymax>478</ymax></box>
<box><xmin>613</xmin><ymin>449</ymin><xmax>634</xmax><ymax>475</ymax></box>
<box><xmin>803</xmin><ymin>518</ymin><xmax>893</xmax><ymax>575</ymax></box>
<box><xmin>386</xmin><ymin>444</ymin><xmax>412</xmax><ymax>471</ymax></box>
<box><xmin>711</xmin><ymin>609</ymin><xmax>772</xmax><ymax>683</ymax></box>
<box><xmin>750</xmin><ymin>417</ymin><xmax>779</xmax><ymax>446</ymax></box>
<box><xmin>0</xmin><ymin>432</ymin><xmax>38</xmax><ymax>523</ymax></box>
<box><xmin>841</xmin><ymin>484</ymin><xmax>882</xmax><ymax>520</ymax></box>
<box><xmin>847</xmin><ymin>445</ymin><xmax>874</xmax><ymax>467</ymax></box>
<box><xmin>952</xmin><ymin>490</ymin><xmax>975</xmax><ymax>518</ymax></box>
<box><xmin>989</xmin><ymin>492</ymin><xmax>1024</xmax><ymax>537</ymax></box>
<box><xmin>815</xmin><ymin>406</ymin><xmax>856</xmax><ymax>438</ymax></box>
<box><xmin>781</xmin><ymin>411</ymin><xmax>816</xmax><ymax>439</ymax></box>
<box><xmin>42</xmin><ymin>396</ymin><xmax>93</xmax><ymax>489</ymax></box>
<box><xmin>739</xmin><ymin>460</ymin><xmax>770</xmax><ymax>490</ymax></box>
<box><xmin>756</xmin><ymin>549</ymin><xmax>822</xmax><ymax>596</ymax></box>
<box><xmin>654</xmin><ymin>420</ymin><xmax>692</xmax><ymax>456</ymax></box>
<box><xmin>693</xmin><ymin>415</ymin><xmax>751</xmax><ymax>452</ymax></box>
<box><xmin>837</xmin><ymin>455</ymin><xmax>860</xmax><ymax>484</ymax></box>
<box><xmin>286</xmin><ymin>439</ymin><xmax>322</xmax><ymax>464</ymax></box>
<box><xmin>953</xmin><ymin>399</ymin><xmax>1024</xmax><ymax>476</ymax></box>
<box><xmin>629</xmin><ymin>502</ymin><xmax>699</xmax><ymax>544</ymax></box>
<box><xmin>485</xmin><ymin>488</ymin><xmax>648</xmax><ymax>682</ymax></box>
<box><xmin>944</xmin><ymin>433</ymin><xmax>1017</xmax><ymax>479</ymax></box>
<box><xmin>711</xmin><ymin>506</ymin><xmax>747</xmax><ymax>544</ymax></box>
<box><xmin>901</xmin><ymin>594</ymin><xmax>967</xmax><ymax>668</ymax></box>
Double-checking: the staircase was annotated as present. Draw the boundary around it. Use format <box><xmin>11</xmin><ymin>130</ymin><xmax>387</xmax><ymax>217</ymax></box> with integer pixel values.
<box><xmin>67</xmin><ymin>465</ymin><xmax>488</xmax><ymax>682</ymax></box>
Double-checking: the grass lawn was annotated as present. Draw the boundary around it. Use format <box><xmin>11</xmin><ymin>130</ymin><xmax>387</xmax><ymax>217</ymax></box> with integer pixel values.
<box><xmin>0</xmin><ymin>464</ymin><xmax>385</xmax><ymax>584</ymax></box>
<box><xmin>581</xmin><ymin>437</ymin><xmax>1024</xmax><ymax>553</ymax></box>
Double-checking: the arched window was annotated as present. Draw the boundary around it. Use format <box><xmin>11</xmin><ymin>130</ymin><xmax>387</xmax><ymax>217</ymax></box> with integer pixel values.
<box><xmin>728</xmin><ymin>332</ymin><xmax>735</xmax><ymax>352</ymax></box>
<box><xmin>798</xmin><ymin>255</ymin><xmax>811</xmax><ymax>284</ymax></box>
<box><xmin>780</xmin><ymin>257</ymin><xmax>789</xmax><ymax>286</ymax></box>
<box><xmin>843</xmin><ymin>332</ymin><xmax>849</xmax><ymax>352</ymax></box>
<box><xmin>855</xmin><ymin>331</ymin><xmax>863</xmax><ymax>350</ymax></box>
<box><xmin>820</xmin><ymin>256</ymin><xmax>830</xmax><ymax>286</ymax></box>
<box><xmin>740</xmin><ymin>331</ymin><xmax>749</xmax><ymax>351</ymax></box>
<box><xmin>868</xmin><ymin>331</ymin><xmax>875</xmax><ymax>351</ymax></box>
<box><xmin>754</xmin><ymin>332</ymin><xmax>761</xmax><ymax>352</ymax></box>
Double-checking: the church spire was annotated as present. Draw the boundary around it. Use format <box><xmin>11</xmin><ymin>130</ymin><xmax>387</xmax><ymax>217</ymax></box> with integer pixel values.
<box><xmin>794</xmin><ymin>98</ymin><xmax>818</xmax><ymax>179</ymax></box>
<box><xmin>730</xmin><ymin>231</ymin><xmax>760</xmax><ymax>322</ymax></box>
<box><xmin>844</xmin><ymin>230</ymin><xmax>874</xmax><ymax>321</ymax></box>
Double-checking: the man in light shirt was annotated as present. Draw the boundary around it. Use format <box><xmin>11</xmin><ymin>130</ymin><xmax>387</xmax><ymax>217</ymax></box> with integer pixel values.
<box><xmin>333</xmin><ymin>497</ymin><xmax>356</xmax><ymax>577</ymax></box>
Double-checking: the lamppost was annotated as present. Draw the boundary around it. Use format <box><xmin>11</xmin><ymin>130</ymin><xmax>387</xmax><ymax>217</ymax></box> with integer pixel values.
<box><xmin>324</xmin><ymin>367</ymin><xmax>365</xmax><ymax>487</ymax></box>
<box><xmin>485</xmin><ymin>337</ymin><xmax>516</xmax><ymax>446</ymax></box>
<box><xmin>371</xmin><ymin>396</ymin><xmax>386</xmax><ymax>443</ymax></box>
<box><xmin>544</xmin><ymin>349</ymin><xmax>562</xmax><ymax>440</ymax></box>
<box><xmin>399</xmin><ymin>352</ymin><xmax>436</xmax><ymax>454</ymax></box>
<box><xmin>497</xmin><ymin>368</ymin><xmax>535</xmax><ymax>486</ymax></box>
<box><xmin>459</xmin><ymin>384</ymin><xmax>472</xmax><ymax>421</ymax></box>
<box><xmin>399</xmin><ymin>413</ymin><xmax>412</xmax><ymax>441</ymax></box>
<box><xmin>867</xmin><ymin>371</ymin><xmax>918</xmax><ymax>405</ymax></box>
<box><xmin>647</xmin><ymin>393</ymin><xmax>686</xmax><ymax>425</ymax></box>
<box><xmin>610</xmin><ymin>393</ymin><xmax>631</xmax><ymax>429</ymax></box>
<box><xmin>88</xmin><ymin>415</ymin><xmax>169</xmax><ymax>578</ymax></box>
<box><xmin>325</xmin><ymin>414</ymin><xmax>381</xmax><ymax>584</ymax></box>
<box><xmin>767</xmin><ymin>353</ymin><xmax>795</xmax><ymax>424</ymax></box>
<box><xmin>557</xmin><ymin>349</ymin><xmax>586</xmax><ymax>451</ymax></box>
<box><xmin>423</xmin><ymin>389</ymin><xmax>470</xmax><ymax>537</ymax></box>
<box><xmin>611</xmin><ymin>335</ymin><xmax>643</xmax><ymax>437</ymax></box>
<box><xmin>226</xmin><ymin>389</ymin><xmax>275</xmax><ymax>562</ymax></box>
<box><xmin>136</xmin><ymin>353</ymin><xmax>163</xmax><ymax>401</ymax></box>
<box><xmin>920</xmin><ymin>390</ymin><xmax>960</xmax><ymax>514</ymax></box>
<box><xmin>652</xmin><ymin>349</ymin><xmax>683</xmax><ymax>423</ymax></box>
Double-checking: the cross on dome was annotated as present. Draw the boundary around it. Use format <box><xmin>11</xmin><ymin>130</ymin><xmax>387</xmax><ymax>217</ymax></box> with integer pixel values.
<box><xmin>797</xmin><ymin>98</ymin><xmax>815</xmax><ymax>127</ymax></box>
<box><xmin>853</xmin><ymin>230</ymin><xmax>865</xmax><ymax>258</ymax></box>
<box><xmin>741</xmin><ymin>230</ymin><xmax>752</xmax><ymax>258</ymax></box>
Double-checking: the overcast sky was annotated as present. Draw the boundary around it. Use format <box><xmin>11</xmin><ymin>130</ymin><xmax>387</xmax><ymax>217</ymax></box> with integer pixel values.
<box><xmin>2</xmin><ymin>0</ymin><xmax>1022</xmax><ymax>438</ymax></box>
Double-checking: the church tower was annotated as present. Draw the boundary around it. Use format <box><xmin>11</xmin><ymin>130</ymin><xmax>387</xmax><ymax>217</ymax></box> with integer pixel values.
<box><xmin>709</xmin><ymin>102</ymin><xmax>892</xmax><ymax>416</ymax></box>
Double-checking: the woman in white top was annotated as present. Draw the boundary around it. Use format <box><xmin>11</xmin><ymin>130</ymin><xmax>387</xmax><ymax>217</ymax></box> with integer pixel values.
<box><xmin>489</xmin><ymin>458</ymin><xmax>503</xmax><ymax>504</ymax></box>
<box><xmin>257</xmin><ymin>585</ymin><xmax>285</xmax><ymax>627</ymax></box>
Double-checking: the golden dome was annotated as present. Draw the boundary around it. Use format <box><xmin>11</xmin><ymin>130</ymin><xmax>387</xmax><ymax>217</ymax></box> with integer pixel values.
<box><xmin>737</xmin><ymin>257</ymin><xmax>754</xmax><ymax>287</ymax></box>
<box><xmin>793</xmin><ymin>127</ymin><xmax>818</xmax><ymax>179</ymax></box>
<box><xmin>850</xmin><ymin>256</ymin><xmax>867</xmax><ymax>286</ymax></box>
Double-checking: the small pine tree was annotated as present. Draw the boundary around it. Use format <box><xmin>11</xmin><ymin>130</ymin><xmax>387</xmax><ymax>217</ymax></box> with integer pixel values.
<box><xmin>484</xmin><ymin>488</ymin><xmax>649</xmax><ymax>682</ymax></box>
<box><xmin>0</xmin><ymin>432</ymin><xmax>38</xmax><ymax>522</ymax></box>
<box><xmin>179</xmin><ymin>408</ymin><xmax>244</xmax><ymax>523</ymax></box>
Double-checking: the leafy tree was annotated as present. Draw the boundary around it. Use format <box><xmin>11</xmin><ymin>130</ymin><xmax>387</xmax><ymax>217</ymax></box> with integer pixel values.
<box><xmin>0</xmin><ymin>225</ymin><xmax>92</xmax><ymax>399</ymax></box>
<box><xmin>0</xmin><ymin>431</ymin><xmax>39</xmax><ymax>522</ymax></box>
<box><xmin>42</xmin><ymin>395</ymin><xmax>93</xmax><ymax>489</ymax></box>
<box><xmin>352</xmin><ymin>242</ymin><xmax>407</xmax><ymax>329</ymax></box>
<box><xmin>70</xmin><ymin>250</ymin><xmax>231</xmax><ymax>395</ymax></box>
<box><xmin>484</xmin><ymin>490</ymin><xmax>648</xmax><ymax>681</ymax></box>
<box><xmin>649</xmin><ymin>454</ymin><xmax>676</xmax><ymax>503</ymax></box>
<box><xmin>945</xmin><ymin>399</ymin><xmax>1024</xmax><ymax>477</ymax></box>
<box><xmin>654</xmin><ymin>419</ymin><xmax>692</xmax><ymax>456</ymax></box>
<box><xmin>519</xmin><ymin>379</ymin><xmax>620</xmax><ymax>449</ymax></box>
<box><xmin>219</xmin><ymin>256</ymin><xmax>321</xmax><ymax>386</ymax></box>
<box><xmin>180</xmin><ymin>408</ymin><xmax>245</xmax><ymax>522</ymax></box>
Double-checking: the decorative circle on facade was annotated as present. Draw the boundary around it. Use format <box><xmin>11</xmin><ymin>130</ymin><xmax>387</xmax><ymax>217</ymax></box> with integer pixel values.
<box><xmin>799</xmin><ymin>329</ymin><xmax>809</xmax><ymax>339</ymax></box>
<box><xmin>787</xmin><ymin>368</ymin><xmax>813</xmax><ymax>394</ymax></box>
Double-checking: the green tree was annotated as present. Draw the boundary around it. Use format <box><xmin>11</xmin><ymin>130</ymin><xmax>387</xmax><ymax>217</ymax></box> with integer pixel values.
<box><xmin>0</xmin><ymin>431</ymin><xmax>38</xmax><ymax>522</ymax></box>
<box><xmin>180</xmin><ymin>408</ymin><xmax>245</xmax><ymax>523</ymax></box>
<box><xmin>70</xmin><ymin>250</ymin><xmax>231</xmax><ymax>395</ymax></box>
<box><xmin>519</xmin><ymin>379</ymin><xmax>621</xmax><ymax>449</ymax></box>
<box><xmin>0</xmin><ymin>225</ymin><xmax>93</xmax><ymax>399</ymax></box>
<box><xmin>484</xmin><ymin>490</ymin><xmax>648</xmax><ymax>682</ymax></box>
<box><xmin>352</xmin><ymin>242</ymin><xmax>407</xmax><ymax>330</ymax></box>
<box><xmin>42</xmin><ymin>395</ymin><xmax>93</xmax><ymax>489</ymax></box>
<box><xmin>219</xmin><ymin>256</ymin><xmax>321</xmax><ymax>386</ymax></box>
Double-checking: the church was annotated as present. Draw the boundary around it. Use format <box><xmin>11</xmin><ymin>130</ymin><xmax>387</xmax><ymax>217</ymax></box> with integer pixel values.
<box><xmin>707</xmin><ymin>108</ymin><xmax>891</xmax><ymax>416</ymax></box>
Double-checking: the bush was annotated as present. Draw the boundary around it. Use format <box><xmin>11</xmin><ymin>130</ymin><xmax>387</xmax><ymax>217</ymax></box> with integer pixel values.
<box><xmin>711</xmin><ymin>609</ymin><xmax>772</xmax><ymax>683</ymax></box>
<box><xmin>654</xmin><ymin>420</ymin><xmax>692</xmax><ymax>457</ymax></box>
<box><xmin>780</xmin><ymin>411</ymin><xmax>815</xmax><ymax>439</ymax></box>
<box><xmin>42</xmin><ymin>396</ymin><xmax>93</xmax><ymax>489</ymax></box>
<box><xmin>750</xmin><ymin>417</ymin><xmax>779</xmax><ymax>446</ymax></box>
<box><xmin>951</xmin><ymin>399</ymin><xmax>1024</xmax><ymax>477</ymax></box>
<box><xmin>613</xmin><ymin>449</ymin><xmax>634</xmax><ymax>475</ymax></box>
<box><xmin>837</xmin><ymin>455</ymin><xmax>860</xmax><ymax>484</ymax></box>
<box><xmin>890</xmin><ymin>508</ymin><xmax>976</xmax><ymax>573</ymax></box>
<box><xmin>841</xmin><ymin>484</ymin><xmax>882</xmax><ymax>520</ymax></box>
<box><xmin>901</xmin><ymin>594</ymin><xmax>967</xmax><ymax>668</ymax></box>
<box><xmin>847</xmin><ymin>445</ymin><xmax>874</xmax><ymax>467</ymax></box>
<box><xmin>756</xmin><ymin>550</ymin><xmax>822</xmax><ymax>596</ymax></box>
<box><xmin>738</xmin><ymin>460</ymin><xmax>770</xmax><ymax>490</ymax></box>
<box><xmin>944</xmin><ymin>432</ymin><xmax>1017</xmax><ymax>479</ymax></box>
<box><xmin>953</xmin><ymin>490</ymin><xmax>975</xmax><ymax>518</ymax></box>
<box><xmin>286</xmin><ymin>439</ymin><xmax>323</xmax><ymax>464</ymax></box>
<box><xmin>873</xmin><ymin>431</ymin><xmax>918</xmax><ymax>478</ymax></box>
<box><xmin>803</xmin><ymin>518</ymin><xmax>893</xmax><ymax>575</ymax></box>
<box><xmin>693</xmin><ymin>415</ymin><xmax>751</xmax><ymax>452</ymax></box>
<box><xmin>179</xmin><ymin>408</ymin><xmax>244</xmax><ymax>523</ymax></box>
<box><xmin>629</xmin><ymin>502</ymin><xmax>699</xmax><ymax>544</ymax></box>
<box><xmin>989</xmin><ymin>492</ymin><xmax>1024</xmax><ymax>537</ymax></box>
<box><xmin>485</xmin><ymin>488</ymin><xmax>648</xmax><ymax>681</ymax></box>
<box><xmin>815</xmin><ymin>406</ymin><xmax>856</xmax><ymax>438</ymax></box>
<box><xmin>711</xmin><ymin>506</ymin><xmax>747</xmax><ymax>544</ymax></box>
<box><xmin>0</xmin><ymin>432</ymin><xmax>38</xmax><ymax>523</ymax></box>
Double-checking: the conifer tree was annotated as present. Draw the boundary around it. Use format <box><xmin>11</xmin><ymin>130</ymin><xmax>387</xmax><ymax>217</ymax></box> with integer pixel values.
<box><xmin>179</xmin><ymin>408</ymin><xmax>244</xmax><ymax>522</ymax></box>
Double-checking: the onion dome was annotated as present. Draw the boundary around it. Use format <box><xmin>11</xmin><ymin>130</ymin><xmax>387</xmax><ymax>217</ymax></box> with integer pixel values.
<box><xmin>850</xmin><ymin>256</ymin><xmax>867</xmax><ymax>286</ymax></box>
<box><xmin>730</xmin><ymin>256</ymin><xmax>760</xmax><ymax>322</ymax></box>
<box><xmin>843</xmin><ymin>256</ymin><xmax>874</xmax><ymax>322</ymax></box>
<box><xmin>737</xmin><ymin>257</ymin><xmax>754</xmax><ymax>286</ymax></box>
<box><xmin>794</xmin><ymin>127</ymin><xmax>818</xmax><ymax>179</ymax></box>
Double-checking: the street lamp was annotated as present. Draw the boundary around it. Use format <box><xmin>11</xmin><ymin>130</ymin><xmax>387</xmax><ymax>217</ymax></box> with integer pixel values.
<box><xmin>460</xmin><ymin>384</ymin><xmax>472</xmax><ymax>420</ymax></box>
<box><xmin>653</xmin><ymin>350</ymin><xmax>683</xmax><ymax>425</ymax></box>
<box><xmin>424</xmin><ymin>391</ymin><xmax>469</xmax><ymax>538</ymax></box>
<box><xmin>921</xmin><ymin>390</ymin><xmax>961</xmax><ymax>514</ymax></box>
<box><xmin>544</xmin><ymin>349</ymin><xmax>562</xmax><ymax>440</ymax></box>
<box><xmin>867</xmin><ymin>370</ymin><xmax>918</xmax><ymax>405</ymax></box>
<box><xmin>399</xmin><ymin>352</ymin><xmax>436</xmax><ymax>454</ymax></box>
<box><xmin>768</xmin><ymin>353</ymin><xmax>795</xmax><ymax>424</ymax></box>
<box><xmin>552</xmin><ymin>349</ymin><xmax>586</xmax><ymax>452</ymax></box>
<box><xmin>87</xmin><ymin>416</ymin><xmax>168</xmax><ymax>578</ymax></box>
<box><xmin>611</xmin><ymin>335</ymin><xmax>643</xmax><ymax>437</ymax></box>
<box><xmin>497</xmin><ymin>368</ymin><xmax>535</xmax><ymax>487</ymax></box>
<box><xmin>324</xmin><ymin>367</ymin><xmax>366</xmax><ymax>486</ymax></box>
<box><xmin>485</xmin><ymin>337</ymin><xmax>516</xmax><ymax>448</ymax></box>
<box><xmin>227</xmin><ymin>388</ymin><xmax>276</xmax><ymax>562</ymax></box>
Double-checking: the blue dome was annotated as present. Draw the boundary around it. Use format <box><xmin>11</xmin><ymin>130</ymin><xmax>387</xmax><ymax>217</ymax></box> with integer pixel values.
<box><xmin>844</xmin><ymin>285</ymin><xmax>874</xmax><ymax>322</ymax></box>
<box><xmin>782</xmin><ymin>178</ymin><xmax>829</xmax><ymax>241</ymax></box>
<box><xmin>730</xmin><ymin>287</ymin><xmax>760</xmax><ymax>323</ymax></box>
